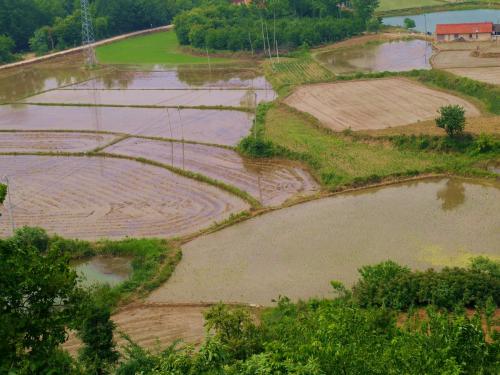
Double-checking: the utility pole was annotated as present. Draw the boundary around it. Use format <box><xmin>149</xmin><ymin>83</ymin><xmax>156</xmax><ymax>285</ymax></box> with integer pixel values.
<box><xmin>81</xmin><ymin>0</ymin><xmax>97</xmax><ymax>66</ymax></box>
<box><xmin>2</xmin><ymin>176</ymin><xmax>15</xmax><ymax>235</ymax></box>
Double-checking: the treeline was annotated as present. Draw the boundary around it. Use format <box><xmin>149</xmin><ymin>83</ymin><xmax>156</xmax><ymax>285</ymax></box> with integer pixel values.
<box><xmin>0</xmin><ymin>0</ymin><xmax>202</xmax><ymax>62</ymax></box>
<box><xmin>174</xmin><ymin>0</ymin><xmax>380</xmax><ymax>52</ymax></box>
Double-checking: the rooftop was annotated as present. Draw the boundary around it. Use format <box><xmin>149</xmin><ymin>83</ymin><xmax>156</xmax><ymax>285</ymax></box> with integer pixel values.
<box><xmin>436</xmin><ymin>22</ymin><xmax>493</xmax><ymax>35</ymax></box>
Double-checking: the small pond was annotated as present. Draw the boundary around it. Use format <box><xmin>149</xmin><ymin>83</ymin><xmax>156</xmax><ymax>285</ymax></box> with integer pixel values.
<box><xmin>71</xmin><ymin>256</ymin><xmax>133</xmax><ymax>287</ymax></box>
<box><xmin>316</xmin><ymin>39</ymin><xmax>432</xmax><ymax>73</ymax></box>
<box><xmin>383</xmin><ymin>9</ymin><xmax>500</xmax><ymax>33</ymax></box>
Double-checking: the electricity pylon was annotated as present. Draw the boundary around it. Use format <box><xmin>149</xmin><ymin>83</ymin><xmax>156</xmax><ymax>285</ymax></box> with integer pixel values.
<box><xmin>81</xmin><ymin>0</ymin><xmax>97</xmax><ymax>65</ymax></box>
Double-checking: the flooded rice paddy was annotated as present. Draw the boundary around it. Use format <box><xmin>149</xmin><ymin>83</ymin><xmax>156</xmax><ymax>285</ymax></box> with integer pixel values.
<box><xmin>23</xmin><ymin>88</ymin><xmax>275</xmax><ymax>107</ymax></box>
<box><xmin>70</xmin><ymin>68</ymin><xmax>272</xmax><ymax>90</ymax></box>
<box><xmin>104</xmin><ymin>137</ymin><xmax>319</xmax><ymax>206</ymax></box>
<box><xmin>383</xmin><ymin>9</ymin><xmax>500</xmax><ymax>33</ymax></box>
<box><xmin>148</xmin><ymin>177</ymin><xmax>500</xmax><ymax>305</ymax></box>
<box><xmin>72</xmin><ymin>256</ymin><xmax>132</xmax><ymax>286</ymax></box>
<box><xmin>0</xmin><ymin>105</ymin><xmax>252</xmax><ymax>146</ymax></box>
<box><xmin>316</xmin><ymin>39</ymin><xmax>432</xmax><ymax>74</ymax></box>
<box><xmin>0</xmin><ymin>155</ymin><xmax>249</xmax><ymax>240</ymax></box>
<box><xmin>0</xmin><ymin>132</ymin><xmax>117</xmax><ymax>153</ymax></box>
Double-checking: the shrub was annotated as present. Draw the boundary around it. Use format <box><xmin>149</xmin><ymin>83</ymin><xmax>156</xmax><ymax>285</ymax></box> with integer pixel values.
<box><xmin>0</xmin><ymin>184</ymin><xmax>6</xmax><ymax>204</ymax></box>
<box><xmin>12</xmin><ymin>226</ymin><xmax>49</xmax><ymax>253</ymax></box>
<box><xmin>436</xmin><ymin>104</ymin><xmax>466</xmax><ymax>137</ymax></box>
<box><xmin>404</xmin><ymin>18</ymin><xmax>416</xmax><ymax>29</ymax></box>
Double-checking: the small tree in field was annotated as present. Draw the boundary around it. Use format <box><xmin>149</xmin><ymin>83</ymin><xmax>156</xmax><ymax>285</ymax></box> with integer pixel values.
<box><xmin>436</xmin><ymin>105</ymin><xmax>466</xmax><ymax>137</ymax></box>
<box><xmin>404</xmin><ymin>18</ymin><xmax>416</xmax><ymax>29</ymax></box>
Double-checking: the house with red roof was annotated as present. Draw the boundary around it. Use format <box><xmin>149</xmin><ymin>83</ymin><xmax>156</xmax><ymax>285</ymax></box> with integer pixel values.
<box><xmin>435</xmin><ymin>22</ymin><xmax>494</xmax><ymax>42</ymax></box>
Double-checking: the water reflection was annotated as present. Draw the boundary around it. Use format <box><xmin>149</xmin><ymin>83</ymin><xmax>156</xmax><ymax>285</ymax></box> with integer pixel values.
<box><xmin>436</xmin><ymin>179</ymin><xmax>465</xmax><ymax>211</ymax></box>
<box><xmin>316</xmin><ymin>39</ymin><xmax>432</xmax><ymax>74</ymax></box>
<box><xmin>71</xmin><ymin>256</ymin><xmax>132</xmax><ymax>287</ymax></box>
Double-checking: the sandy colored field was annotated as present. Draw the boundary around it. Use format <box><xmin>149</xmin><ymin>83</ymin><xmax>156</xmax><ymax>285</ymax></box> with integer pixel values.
<box><xmin>0</xmin><ymin>155</ymin><xmax>249</xmax><ymax>240</ymax></box>
<box><xmin>22</xmin><ymin>88</ymin><xmax>276</xmax><ymax>107</ymax></box>
<box><xmin>360</xmin><ymin>115</ymin><xmax>500</xmax><ymax>136</ymax></box>
<box><xmin>0</xmin><ymin>132</ymin><xmax>116</xmax><ymax>153</ymax></box>
<box><xmin>284</xmin><ymin>78</ymin><xmax>480</xmax><ymax>131</ymax></box>
<box><xmin>445</xmin><ymin>67</ymin><xmax>500</xmax><ymax>85</ymax></box>
<box><xmin>0</xmin><ymin>105</ymin><xmax>252</xmax><ymax>146</ymax></box>
<box><xmin>148</xmin><ymin>178</ymin><xmax>500</xmax><ymax>305</ymax></box>
<box><xmin>71</xmin><ymin>69</ymin><xmax>272</xmax><ymax>90</ymax></box>
<box><xmin>104</xmin><ymin>137</ymin><xmax>319</xmax><ymax>206</ymax></box>
<box><xmin>432</xmin><ymin>50</ymin><xmax>500</xmax><ymax>69</ymax></box>
<box><xmin>64</xmin><ymin>304</ymin><xmax>208</xmax><ymax>355</ymax></box>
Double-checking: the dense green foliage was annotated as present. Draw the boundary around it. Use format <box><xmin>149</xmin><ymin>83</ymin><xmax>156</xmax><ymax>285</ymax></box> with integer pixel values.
<box><xmin>116</xmin><ymin>295</ymin><xmax>499</xmax><ymax>374</ymax></box>
<box><xmin>0</xmin><ymin>0</ymin><xmax>203</xmax><ymax>54</ymax></box>
<box><xmin>0</xmin><ymin>228</ymin><xmax>84</xmax><ymax>373</ymax></box>
<box><xmin>0</xmin><ymin>34</ymin><xmax>16</xmax><ymax>63</ymax></box>
<box><xmin>174</xmin><ymin>0</ymin><xmax>379</xmax><ymax>52</ymax></box>
<box><xmin>353</xmin><ymin>259</ymin><xmax>500</xmax><ymax>310</ymax></box>
<box><xmin>0</xmin><ymin>183</ymin><xmax>7</xmax><ymax>204</ymax></box>
<box><xmin>436</xmin><ymin>105</ymin><xmax>466</xmax><ymax>138</ymax></box>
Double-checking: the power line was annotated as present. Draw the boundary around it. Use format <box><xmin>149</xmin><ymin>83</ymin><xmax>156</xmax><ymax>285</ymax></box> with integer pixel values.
<box><xmin>81</xmin><ymin>0</ymin><xmax>97</xmax><ymax>65</ymax></box>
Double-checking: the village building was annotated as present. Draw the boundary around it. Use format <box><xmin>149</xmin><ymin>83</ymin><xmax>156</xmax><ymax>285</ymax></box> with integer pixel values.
<box><xmin>435</xmin><ymin>22</ymin><xmax>494</xmax><ymax>42</ymax></box>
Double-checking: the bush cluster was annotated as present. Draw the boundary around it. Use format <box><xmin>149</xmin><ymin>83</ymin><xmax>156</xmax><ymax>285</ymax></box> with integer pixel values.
<box><xmin>352</xmin><ymin>259</ymin><xmax>500</xmax><ymax>310</ymax></box>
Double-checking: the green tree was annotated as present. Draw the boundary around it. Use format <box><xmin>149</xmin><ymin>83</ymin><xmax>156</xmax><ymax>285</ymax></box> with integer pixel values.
<box><xmin>78</xmin><ymin>302</ymin><xmax>119</xmax><ymax>374</ymax></box>
<box><xmin>0</xmin><ymin>34</ymin><xmax>16</xmax><ymax>63</ymax></box>
<box><xmin>0</xmin><ymin>183</ymin><xmax>7</xmax><ymax>204</ymax></box>
<box><xmin>436</xmin><ymin>104</ymin><xmax>466</xmax><ymax>137</ymax></box>
<box><xmin>366</xmin><ymin>17</ymin><xmax>381</xmax><ymax>33</ymax></box>
<box><xmin>0</xmin><ymin>229</ymin><xmax>83</xmax><ymax>373</ymax></box>
<box><xmin>404</xmin><ymin>17</ymin><xmax>416</xmax><ymax>29</ymax></box>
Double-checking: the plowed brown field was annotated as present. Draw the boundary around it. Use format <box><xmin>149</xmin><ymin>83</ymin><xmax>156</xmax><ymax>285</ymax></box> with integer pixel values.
<box><xmin>104</xmin><ymin>138</ymin><xmax>319</xmax><ymax>206</ymax></box>
<box><xmin>445</xmin><ymin>67</ymin><xmax>500</xmax><ymax>85</ymax></box>
<box><xmin>284</xmin><ymin>78</ymin><xmax>480</xmax><ymax>131</ymax></box>
<box><xmin>0</xmin><ymin>132</ymin><xmax>116</xmax><ymax>152</ymax></box>
<box><xmin>432</xmin><ymin>51</ymin><xmax>500</xmax><ymax>69</ymax></box>
<box><xmin>64</xmin><ymin>304</ymin><xmax>208</xmax><ymax>355</ymax></box>
<box><xmin>0</xmin><ymin>155</ymin><xmax>249</xmax><ymax>239</ymax></box>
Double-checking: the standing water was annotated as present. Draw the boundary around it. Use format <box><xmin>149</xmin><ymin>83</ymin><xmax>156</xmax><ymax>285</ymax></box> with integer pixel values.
<box><xmin>71</xmin><ymin>256</ymin><xmax>132</xmax><ymax>287</ymax></box>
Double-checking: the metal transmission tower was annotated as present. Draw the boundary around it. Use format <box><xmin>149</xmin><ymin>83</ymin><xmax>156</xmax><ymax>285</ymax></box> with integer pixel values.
<box><xmin>81</xmin><ymin>0</ymin><xmax>97</xmax><ymax>65</ymax></box>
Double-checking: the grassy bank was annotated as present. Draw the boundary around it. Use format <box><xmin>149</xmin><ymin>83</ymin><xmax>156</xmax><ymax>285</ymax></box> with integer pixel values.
<box><xmin>96</xmin><ymin>31</ymin><xmax>230</xmax><ymax>65</ymax></box>
<box><xmin>377</xmin><ymin>0</ymin><xmax>500</xmax><ymax>15</ymax></box>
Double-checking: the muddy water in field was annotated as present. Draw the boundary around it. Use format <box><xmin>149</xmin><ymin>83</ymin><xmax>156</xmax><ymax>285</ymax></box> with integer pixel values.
<box><xmin>23</xmin><ymin>88</ymin><xmax>275</xmax><ymax>107</ymax></box>
<box><xmin>0</xmin><ymin>54</ymin><xmax>101</xmax><ymax>102</ymax></box>
<box><xmin>148</xmin><ymin>177</ymin><xmax>500</xmax><ymax>305</ymax></box>
<box><xmin>72</xmin><ymin>256</ymin><xmax>132</xmax><ymax>286</ymax></box>
<box><xmin>0</xmin><ymin>132</ymin><xmax>116</xmax><ymax>153</ymax></box>
<box><xmin>0</xmin><ymin>155</ymin><xmax>249</xmax><ymax>240</ymax></box>
<box><xmin>104</xmin><ymin>137</ymin><xmax>319</xmax><ymax>206</ymax></box>
<box><xmin>0</xmin><ymin>105</ymin><xmax>252</xmax><ymax>146</ymax></box>
<box><xmin>316</xmin><ymin>39</ymin><xmax>432</xmax><ymax>74</ymax></box>
<box><xmin>70</xmin><ymin>68</ymin><xmax>273</xmax><ymax>90</ymax></box>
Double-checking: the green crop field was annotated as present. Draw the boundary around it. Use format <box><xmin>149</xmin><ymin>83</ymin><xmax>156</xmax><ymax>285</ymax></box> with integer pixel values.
<box><xmin>96</xmin><ymin>31</ymin><xmax>230</xmax><ymax>65</ymax></box>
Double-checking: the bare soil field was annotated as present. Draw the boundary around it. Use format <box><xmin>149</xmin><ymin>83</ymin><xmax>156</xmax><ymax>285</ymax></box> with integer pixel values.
<box><xmin>0</xmin><ymin>132</ymin><xmax>116</xmax><ymax>153</ymax></box>
<box><xmin>0</xmin><ymin>155</ymin><xmax>249</xmax><ymax>240</ymax></box>
<box><xmin>0</xmin><ymin>105</ymin><xmax>252</xmax><ymax>146</ymax></box>
<box><xmin>71</xmin><ymin>69</ymin><xmax>272</xmax><ymax>90</ymax></box>
<box><xmin>104</xmin><ymin>137</ymin><xmax>319</xmax><ymax>206</ymax></box>
<box><xmin>22</xmin><ymin>88</ymin><xmax>276</xmax><ymax>107</ymax></box>
<box><xmin>360</xmin><ymin>115</ymin><xmax>500</xmax><ymax>137</ymax></box>
<box><xmin>432</xmin><ymin>50</ymin><xmax>500</xmax><ymax>69</ymax></box>
<box><xmin>284</xmin><ymin>78</ymin><xmax>480</xmax><ymax>131</ymax></box>
<box><xmin>147</xmin><ymin>178</ymin><xmax>500</xmax><ymax>305</ymax></box>
<box><xmin>64</xmin><ymin>303</ymin><xmax>208</xmax><ymax>355</ymax></box>
<box><xmin>445</xmin><ymin>67</ymin><xmax>500</xmax><ymax>85</ymax></box>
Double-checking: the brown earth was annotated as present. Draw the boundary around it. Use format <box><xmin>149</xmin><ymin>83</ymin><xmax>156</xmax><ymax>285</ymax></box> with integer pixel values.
<box><xmin>0</xmin><ymin>155</ymin><xmax>249</xmax><ymax>240</ymax></box>
<box><xmin>103</xmin><ymin>137</ymin><xmax>319</xmax><ymax>206</ymax></box>
<box><xmin>0</xmin><ymin>132</ymin><xmax>117</xmax><ymax>153</ymax></box>
<box><xmin>445</xmin><ymin>67</ymin><xmax>500</xmax><ymax>85</ymax></box>
<box><xmin>64</xmin><ymin>303</ymin><xmax>209</xmax><ymax>356</ymax></box>
<box><xmin>432</xmin><ymin>50</ymin><xmax>500</xmax><ymax>69</ymax></box>
<box><xmin>359</xmin><ymin>115</ymin><xmax>500</xmax><ymax>136</ymax></box>
<box><xmin>284</xmin><ymin>78</ymin><xmax>480</xmax><ymax>131</ymax></box>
